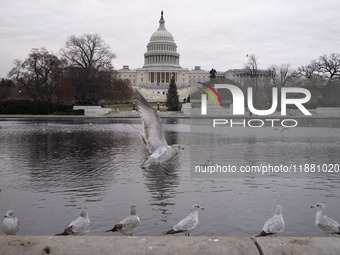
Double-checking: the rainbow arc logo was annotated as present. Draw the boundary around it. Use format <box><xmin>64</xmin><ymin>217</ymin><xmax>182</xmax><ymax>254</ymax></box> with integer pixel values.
<box><xmin>197</xmin><ymin>82</ymin><xmax>222</xmax><ymax>106</ymax></box>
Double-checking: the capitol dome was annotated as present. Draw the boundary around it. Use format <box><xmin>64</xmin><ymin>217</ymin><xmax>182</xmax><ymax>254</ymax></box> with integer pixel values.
<box><xmin>150</xmin><ymin>29</ymin><xmax>174</xmax><ymax>42</ymax></box>
<box><xmin>149</xmin><ymin>14</ymin><xmax>174</xmax><ymax>42</ymax></box>
<box><xmin>144</xmin><ymin>11</ymin><xmax>180</xmax><ymax>68</ymax></box>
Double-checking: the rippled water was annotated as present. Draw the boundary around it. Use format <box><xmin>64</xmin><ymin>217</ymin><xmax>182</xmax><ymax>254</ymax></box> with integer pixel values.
<box><xmin>0</xmin><ymin>117</ymin><xmax>340</xmax><ymax>237</ymax></box>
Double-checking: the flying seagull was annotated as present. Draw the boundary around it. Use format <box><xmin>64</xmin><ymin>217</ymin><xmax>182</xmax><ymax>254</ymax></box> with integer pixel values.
<box><xmin>256</xmin><ymin>205</ymin><xmax>285</xmax><ymax>237</ymax></box>
<box><xmin>134</xmin><ymin>90</ymin><xmax>182</xmax><ymax>171</ymax></box>
<box><xmin>166</xmin><ymin>204</ymin><xmax>204</xmax><ymax>236</ymax></box>
<box><xmin>106</xmin><ymin>205</ymin><xmax>140</xmax><ymax>236</ymax></box>
<box><xmin>1</xmin><ymin>210</ymin><xmax>20</xmax><ymax>235</ymax></box>
<box><xmin>311</xmin><ymin>202</ymin><xmax>340</xmax><ymax>236</ymax></box>
<box><xmin>55</xmin><ymin>208</ymin><xmax>90</xmax><ymax>236</ymax></box>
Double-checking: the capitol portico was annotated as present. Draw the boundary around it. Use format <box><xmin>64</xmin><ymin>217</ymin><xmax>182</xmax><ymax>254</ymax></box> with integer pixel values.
<box><xmin>117</xmin><ymin>11</ymin><xmax>210</xmax><ymax>102</ymax></box>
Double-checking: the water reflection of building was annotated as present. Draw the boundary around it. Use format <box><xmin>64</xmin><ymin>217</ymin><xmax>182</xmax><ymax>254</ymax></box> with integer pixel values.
<box><xmin>118</xmin><ymin>11</ymin><xmax>271</xmax><ymax>102</ymax></box>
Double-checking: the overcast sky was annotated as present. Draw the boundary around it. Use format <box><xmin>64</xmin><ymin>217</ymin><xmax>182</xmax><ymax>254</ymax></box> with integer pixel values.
<box><xmin>1</xmin><ymin>0</ymin><xmax>339</xmax><ymax>78</ymax></box>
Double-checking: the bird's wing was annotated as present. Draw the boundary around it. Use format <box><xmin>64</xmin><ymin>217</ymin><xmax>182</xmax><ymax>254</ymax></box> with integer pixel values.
<box><xmin>263</xmin><ymin>216</ymin><xmax>284</xmax><ymax>233</ymax></box>
<box><xmin>319</xmin><ymin>216</ymin><xmax>340</xmax><ymax>233</ymax></box>
<box><xmin>16</xmin><ymin>218</ymin><xmax>20</xmax><ymax>227</ymax></box>
<box><xmin>173</xmin><ymin>215</ymin><xmax>197</xmax><ymax>232</ymax></box>
<box><xmin>65</xmin><ymin>225</ymin><xmax>77</xmax><ymax>235</ymax></box>
<box><xmin>120</xmin><ymin>216</ymin><xmax>140</xmax><ymax>231</ymax></box>
<box><xmin>69</xmin><ymin>217</ymin><xmax>89</xmax><ymax>235</ymax></box>
<box><xmin>134</xmin><ymin>90</ymin><xmax>168</xmax><ymax>153</ymax></box>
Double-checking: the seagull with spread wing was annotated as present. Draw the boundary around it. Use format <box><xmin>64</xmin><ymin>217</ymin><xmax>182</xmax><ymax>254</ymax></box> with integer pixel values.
<box><xmin>134</xmin><ymin>90</ymin><xmax>182</xmax><ymax>172</ymax></box>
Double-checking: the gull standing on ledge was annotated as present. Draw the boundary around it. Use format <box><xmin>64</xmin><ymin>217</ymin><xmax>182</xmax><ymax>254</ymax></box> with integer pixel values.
<box><xmin>55</xmin><ymin>208</ymin><xmax>90</xmax><ymax>236</ymax></box>
<box><xmin>166</xmin><ymin>204</ymin><xmax>204</xmax><ymax>236</ymax></box>
<box><xmin>134</xmin><ymin>90</ymin><xmax>182</xmax><ymax>171</ymax></box>
<box><xmin>106</xmin><ymin>205</ymin><xmax>140</xmax><ymax>236</ymax></box>
<box><xmin>311</xmin><ymin>202</ymin><xmax>340</xmax><ymax>236</ymax></box>
<box><xmin>256</xmin><ymin>205</ymin><xmax>285</xmax><ymax>237</ymax></box>
<box><xmin>1</xmin><ymin>210</ymin><xmax>20</xmax><ymax>235</ymax></box>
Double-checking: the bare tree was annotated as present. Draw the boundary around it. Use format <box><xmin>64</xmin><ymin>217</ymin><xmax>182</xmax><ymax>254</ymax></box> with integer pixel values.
<box><xmin>244</xmin><ymin>54</ymin><xmax>259</xmax><ymax>83</ymax></box>
<box><xmin>54</xmin><ymin>75</ymin><xmax>76</xmax><ymax>104</ymax></box>
<box><xmin>298</xmin><ymin>53</ymin><xmax>340</xmax><ymax>106</ymax></box>
<box><xmin>110</xmin><ymin>79</ymin><xmax>133</xmax><ymax>104</ymax></box>
<box><xmin>0</xmin><ymin>78</ymin><xmax>14</xmax><ymax>100</ymax></box>
<box><xmin>244</xmin><ymin>54</ymin><xmax>261</xmax><ymax>106</ymax></box>
<box><xmin>61</xmin><ymin>34</ymin><xmax>117</xmax><ymax>105</ymax></box>
<box><xmin>317</xmin><ymin>53</ymin><xmax>340</xmax><ymax>86</ymax></box>
<box><xmin>267</xmin><ymin>64</ymin><xmax>296</xmax><ymax>110</ymax></box>
<box><xmin>297</xmin><ymin>60</ymin><xmax>324</xmax><ymax>90</ymax></box>
<box><xmin>297</xmin><ymin>53</ymin><xmax>340</xmax><ymax>88</ymax></box>
<box><xmin>268</xmin><ymin>64</ymin><xmax>293</xmax><ymax>87</ymax></box>
<box><xmin>8</xmin><ymin>48</ymin><xmax>66</xmax><ymax>103</ymax></box>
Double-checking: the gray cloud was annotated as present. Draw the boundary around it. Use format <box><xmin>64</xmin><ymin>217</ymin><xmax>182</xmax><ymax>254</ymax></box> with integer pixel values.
<box><xmin>0</xmin><ymin>0</ymin><xmax>339</xmax><ymax>78</ymax></box>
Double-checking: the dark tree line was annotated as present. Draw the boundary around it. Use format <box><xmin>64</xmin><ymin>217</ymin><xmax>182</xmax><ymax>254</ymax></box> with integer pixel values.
<box><xmin>2</xmin><ymin>40</ymin><xmax>339</xmax><ymax>108</ymax></box>
<box><xmin>242</xmin><ymin>53</ymin><xmax>340</xmax><ymax>107</ymax></box>
<box><xmin>4</xmin><ymin>34</ymin><xmax>133</xmax><ymax>105</ymax></box>
<box><xmin>297</xmin><ymin>53</ymin><xmax>340</xmax><ymax>106</ymax></box>
<box><xmin>8</xmin><ymin>48</ymin><xmax>69</xmax><ymax>104</ymax></box>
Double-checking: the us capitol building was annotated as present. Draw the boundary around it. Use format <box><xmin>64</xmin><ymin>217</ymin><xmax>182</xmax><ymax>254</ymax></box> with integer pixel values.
<box><xmin>117</xmin><ymin>11</ymin><xmax>269</xmax><ymax>102</ymax></box>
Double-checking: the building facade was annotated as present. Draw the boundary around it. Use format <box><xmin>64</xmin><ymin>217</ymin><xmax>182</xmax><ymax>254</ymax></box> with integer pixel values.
<box><xmin>225</xmin><ymin>69</ymin><xmax>270</xmax><ymax>87</ymax></box>
<box><xmin>117</xmin><ymin>11</ymin><xmax>270</xmax><ymax>102</ymax></box>
<box><xmin>117</xmin><ymin>11</ymin><xmax>210</xmax><ymax>102</ymax></box>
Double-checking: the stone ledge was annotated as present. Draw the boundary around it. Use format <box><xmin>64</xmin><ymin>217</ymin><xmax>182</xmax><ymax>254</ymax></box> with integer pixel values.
<box><xmin>255</xmin><ymin>237</ymin><xmax>340</xmax><ymax>255</ymax></box>
<box><xmin>0</xmin><ymin>236</ymin><xmax>339</xmax><ymax>255</ymax></box>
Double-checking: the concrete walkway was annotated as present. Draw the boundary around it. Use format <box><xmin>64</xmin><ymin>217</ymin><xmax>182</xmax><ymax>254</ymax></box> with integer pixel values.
<box><xmin>0</xmin><ymin>236</ymin><xmax>339</xmax><ymax>255</ymax></box>
<box><xmin>1</xmin><ymin>113</ymin><xmax>340</xmax><ymax>119</ymax></box>
<box><xmin>0</xmin><ymin>112</ymin><xmax>188</xmax><ymax>119</ymax></box>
